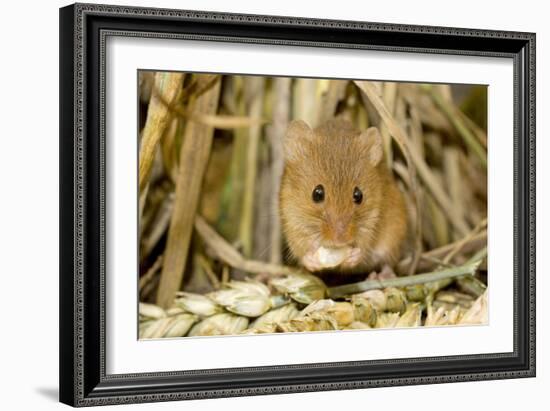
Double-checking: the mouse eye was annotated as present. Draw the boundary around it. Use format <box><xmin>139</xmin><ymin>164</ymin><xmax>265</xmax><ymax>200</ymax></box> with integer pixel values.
<box><xmin>353</xmin><ymin>187</ymin><xmax>363</xmax><ymax>204</ymax></box>
<box><xmin>312</xmin><ymin>185</ymin><xmax>325</xmax><ymax>203</ymax></box>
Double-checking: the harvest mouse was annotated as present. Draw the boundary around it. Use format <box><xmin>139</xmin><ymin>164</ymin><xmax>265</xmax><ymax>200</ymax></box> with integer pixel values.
<box><xmin>279</xmin><ymin>118</ymin><xmax>408</xmax><ymax>273</ymax></box>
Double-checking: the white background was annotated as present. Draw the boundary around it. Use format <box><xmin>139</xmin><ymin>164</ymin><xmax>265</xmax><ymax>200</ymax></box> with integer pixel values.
<box><xmin>107</xmin><ymin>37</ymin><xmax>514</xmax><ymax>374</ymax></box>
<box><xmin>0</xmin><ymin>0</ymin><xmax>546</xmax><ymax>410</ymax></box>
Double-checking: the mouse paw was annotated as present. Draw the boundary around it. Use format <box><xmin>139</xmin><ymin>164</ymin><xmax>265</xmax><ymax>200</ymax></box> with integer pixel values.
<box><xmin>339</xmin><ymin>248</ymin><xmax>363</xmax><ymax>270</ymax></box>
<box><xmin>379</xmin><ymin>264</ymin><xmax>397</xmax><ymax>279</ymax></box>
<box><xmin>366</xmin><ymin>264</ymin><xmax>397</xmax><ymax>281</ymax></box>
<box><xmin>301</xmin><ymin>253</ymin><xmax>326</xmax><ymax>272</ymax></box>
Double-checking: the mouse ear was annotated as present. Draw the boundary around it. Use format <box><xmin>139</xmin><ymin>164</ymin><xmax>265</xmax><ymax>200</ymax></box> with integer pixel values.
<box><xmin>360</xmin><ymin>127</ymin><xmax>384</xmax><ymax>167</ymax></box>
<box><xmin>284</xmin><ymin>120</ymin><xmax>314</xmax><ymax>162</ymax></box>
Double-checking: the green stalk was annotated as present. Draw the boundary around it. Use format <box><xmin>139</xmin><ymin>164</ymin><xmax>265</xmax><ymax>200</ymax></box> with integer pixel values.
<box><xmin>328</xmin><ymin>259</ymin><xmax>482</xmax><ymax>299</ymax></box>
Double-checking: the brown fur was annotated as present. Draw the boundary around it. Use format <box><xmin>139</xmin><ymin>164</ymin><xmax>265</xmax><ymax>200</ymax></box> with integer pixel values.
<box><xmin>279</xmin><ymin>118</ymin><xmax>408</xmax><ymax>273</ymax></box>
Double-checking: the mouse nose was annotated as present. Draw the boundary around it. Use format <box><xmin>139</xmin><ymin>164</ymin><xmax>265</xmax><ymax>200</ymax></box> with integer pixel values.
<box><xmin>325</xmin><ymin>218</ymin><xmax>354</xmax><ymax>247</ymax></box>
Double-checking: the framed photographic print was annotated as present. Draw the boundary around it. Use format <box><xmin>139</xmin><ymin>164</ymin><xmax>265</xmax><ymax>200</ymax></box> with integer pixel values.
<box><xmin>59</xmin><ymin>3</ymin><xmax>536</xmax><ymax>407</ymax></box>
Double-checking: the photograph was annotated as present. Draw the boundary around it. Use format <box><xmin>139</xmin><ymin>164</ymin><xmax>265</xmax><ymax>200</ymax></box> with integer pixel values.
<box><xmin>137</xmin><ymin>72</ymin><xmax>489</xmax><ymax>339</ymax></box>
<box><xmin>57</xmin><ymin>2</ymin><xmax>536</xmax><ymax>406</ymax></box>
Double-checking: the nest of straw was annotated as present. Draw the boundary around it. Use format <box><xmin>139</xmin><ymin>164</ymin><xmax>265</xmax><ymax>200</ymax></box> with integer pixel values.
<box><xmin>137</xmin><ymin>72</ymin><xmax>488</xmax><ymax>338</ymax></box>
